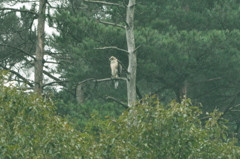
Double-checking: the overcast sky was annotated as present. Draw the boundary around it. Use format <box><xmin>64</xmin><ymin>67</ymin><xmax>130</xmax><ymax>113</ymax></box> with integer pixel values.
<box><xmin>3</xmin><ymin>1</ymin><xmax>61</xmax><ymax>91</ymax></box>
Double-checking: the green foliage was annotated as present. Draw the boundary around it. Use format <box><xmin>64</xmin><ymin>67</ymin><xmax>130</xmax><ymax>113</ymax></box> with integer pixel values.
<box><xmin>56</xmin><ymin>98</ymin><xmax>125</xmax><ymax>131</ymax></box>
<box><xmin>136</xmin><ymin>0</ymin><xmax>240</xmax><ymax>31</ymax></box>
<box><xmin>1</xmin><ymin>71</ymin><xmax>240</xmax><ymax>158</ymax></box>
<box><xmin>136</xmin><ymin>28</ymin><xmax>240</xmax><ymax>105</ymax></box>
<box><xmin>85</xmin><ymin>96</ymin><xmax>240</xmax><ymax>158</ymax></box>
<box><xmin>0</xmin><ymin>71</ymin><xmax>87</xmax><ymax>158</ymax></box>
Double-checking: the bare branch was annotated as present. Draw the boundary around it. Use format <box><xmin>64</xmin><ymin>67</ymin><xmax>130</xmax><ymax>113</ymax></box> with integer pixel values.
<box><xmin>44</xmin><ymin>61</ymin><xmax>59</xmax><ymax>64</ymax></box>
<box><xmin>43</xmin><ymin>70</ymin><xmax>61</xmax><ymax>82</ymax></box>
<box><xmin>189</xmin><ymin>77</ymin><xmax>222</xmax><ymax>87</ymax></box>
<box><xmin>221</xmin><ymin>93</ymin><xmax>240</xmax><ymax>118</ymax></box>
<box><xmin>98</xmin><ymin>20</ymin><xmax>125</xmax><ymax>29</ymax></box>
<box><xmin>0</xmin><ymin>8</ymin><xmax>37</xmax><ymax>15</ymax></box>
<box><xmin>134</xmin><ymin>45</ymin><xmax>141</xmax><ymax>53</ymax></box>
<box><xmin>43</xmin><ymin>80</ymin><xmax>68</xmax><ymax>87</ymax></box>
<box><xmin>0</xmin><ymin>64</ymin><xmax>34</xmax><ymax>87</ymax></box>
<box><xmin>104</xmin><ymin>95</ymin><xmax>129</xmax><ymax>108</ymax></box>
<box><xmin>96</xmin><ymin>77</ymin><xmax>128</xmax><ymax>82</ymax></box>
<box><xmin>84</xmin><ymin>0</ymin><xmax>124</xmax><ymax>7</ymax></box>
<box><xmin>42</xmin><ymin>70</ymin><xmax>68</xmax><ymax>88</ymax></box>
<box><xmin>76</xmin><ymin>77</ymin><xmax>127</xmax><ymax>88</ymax></box>
<box><xmin>77</xmin><ymin>78</ymin><xmax>97</xmax><ymax>85</ymax></box>
<box><xmin>95</xmin><ymin>46</ymin><xmax>129</xmax><ymax>54</ymax></box>
<box><xmin>117</xmin><ymin>6</ymin><xmax>128</xmax><ymax>27</ymax></box>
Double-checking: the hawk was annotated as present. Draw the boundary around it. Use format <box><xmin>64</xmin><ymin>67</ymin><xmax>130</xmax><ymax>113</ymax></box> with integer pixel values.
<box><xmin>109</xmin><ymin>56</ymin><xmax>122</xmax><ymax>89</ymax></box>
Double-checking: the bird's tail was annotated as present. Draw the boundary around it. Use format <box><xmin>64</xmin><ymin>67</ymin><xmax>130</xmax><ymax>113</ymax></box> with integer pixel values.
<box><xmin>114</xmin><ymin>80</ymin><xmax>119</xmax><ymax>89</ymax></box>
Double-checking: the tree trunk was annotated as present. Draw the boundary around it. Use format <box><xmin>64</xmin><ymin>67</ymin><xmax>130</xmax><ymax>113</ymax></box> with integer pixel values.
<box><xmin>76</xmin><ymin>82</ymin><xmax>85</xmax><ymax>104</ymax></box>
<box><xmin>126</xmin><ymin>0</ymin><xmax>136</xmax><ymax>107</ymax></box>
<box><xmin>34</xmin><ymin>0</ymin><xmax>46</xmax><ymax>95</ymax></box>
<box><xmin>177</xmin><ymin>80</ymin><xmax>187</xmax><ymax>102</ymax></box>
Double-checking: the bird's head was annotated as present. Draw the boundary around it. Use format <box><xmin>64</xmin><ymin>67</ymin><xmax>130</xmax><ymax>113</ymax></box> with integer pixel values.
<box><xmin>109</xmin><ymin>56</ymin><xmax>117</xmax><ymax>61</ymax></box>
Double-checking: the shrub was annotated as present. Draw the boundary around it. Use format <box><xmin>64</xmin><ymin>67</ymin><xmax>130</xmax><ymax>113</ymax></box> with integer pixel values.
<box><xmin>0</xmin><ymin>71</ymin><xmax>88</xmax><ymax>158</ymax></box>
<box><xmin>85</xmin><ymin>96</ymin><xmax>240</xmax><ymax>158</ymax></box>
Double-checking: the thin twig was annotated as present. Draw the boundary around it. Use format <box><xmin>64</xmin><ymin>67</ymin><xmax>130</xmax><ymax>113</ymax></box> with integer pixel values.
<box><xmin>134</xmin><ymin>45</ymin><xmax>141</xmax><ymax>53</ymax></box>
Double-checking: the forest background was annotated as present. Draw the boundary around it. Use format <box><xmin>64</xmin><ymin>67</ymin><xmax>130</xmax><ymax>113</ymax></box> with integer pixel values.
<box><xmin>1</xmin><ymin>0</ymin><xmax>240</xmax><ymax>158</ymax></box>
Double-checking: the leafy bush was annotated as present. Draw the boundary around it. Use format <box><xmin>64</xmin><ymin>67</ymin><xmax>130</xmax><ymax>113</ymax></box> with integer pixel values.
<box><xmin>56</xmin><ymin>99</ymin><xmax>125</xmax><ymax>131</ymax></box>
<box><xmin>85</xmin><ymin>96</ymin><xmax>240</xmax><ymax>158</ymax></box>
<box><xmin>1</xmin><ymin>71</ymin><xmax>240</xmax><ymax>158</ymax></box>
<box><xmin>0</xmin><ymin>71</ymin><xmax>88</xmax><ymax>158</ymax></box>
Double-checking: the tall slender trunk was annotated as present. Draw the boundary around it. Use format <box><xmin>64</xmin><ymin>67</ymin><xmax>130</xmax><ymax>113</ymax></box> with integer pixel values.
<box><xmin>177</xmin><ymin>80</ymin><xmax>188</xmax><ymax>103</ymax></box>
<box><xmin>34</xmin><ymin>0</ymin><xmax>46</xmax><ymax>95</ymax></box>
<box><xmin>76</xmin><ymin>82</ymin><xmax>85</xmax><ymax>104</ymax></box>
<box><xmin>126</xmin><ymin>0</ymin><xmax>136</xmax><ymax>107</ymax></box>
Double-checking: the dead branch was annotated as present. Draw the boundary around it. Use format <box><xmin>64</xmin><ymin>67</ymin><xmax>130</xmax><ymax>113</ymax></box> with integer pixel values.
<box><xmin>84</xmin><ymin>0</ymin><xmax>124</xmax><ymax>8</ymax></box>
<box><xmin>189</xmin><ymin>77</ymin><xmax>222</xmax><ymax>87</ymax></box>
<box><xmin>0</xmin><ymin>8</ymin><xmax>37</xmax><ymax>15</ymax></box>
<box><xmin>134</xmin><ymin>45</ymin><xmax>141</xmax><ymax>53</ymax></box>
<box><xmin>221</xmin><ymin>93</ymin><xmax>240</xmax><ymax>118</ymax></box>
<box><xmin>76</xmin><ymin>77</ymin><xmax>127</xmax><ymax>87</ymax></box>
<box><xmin>95</xmin><ymin>46</ymin><xmax>129</xmax><ymax>54</ymax></box>
<box><xmin>96</xmin><ymin>77</ymin><xmax>128</xmax><ymax>82</ymax></box>
<box><xmin>43</xmin><ymin>80</ymin><xmax>68</xmax><ymax>87</ymax></box>
<box><xmin>98</xmin><ymin>20</ymin><xmax>125</xmax><ymax>29</ymax></box>
<box><xmin>77</xmin><ymin>78</ymin><xmax>97</xmax><ymax>85</ymax></box>
<box><xmin>0</xmin><ymin>64</ymin><xmax>34</xmax><ymax>87</ymax></box>
<box><xmin>104</xmin><ymin>95</ymin><xmax>129</xmax><ymax>109</ymax></box>
<box><xmin>42</xmin><ymin>70</ymin><xmax>66</xmax><ymax>87</ymax></box>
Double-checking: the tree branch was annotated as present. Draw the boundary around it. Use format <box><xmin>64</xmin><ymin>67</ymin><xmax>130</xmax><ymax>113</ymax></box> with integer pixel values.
<box><xmin>104</xmin><ymin>95</ymin><xmax>129</xmax><ymax>109</ymax></box>
<box><xmin>43</xmin><ymin>80</ymin><xmax>68</xmax><ymax>87</ymax></box>
<box><xmin>221</xmin><ymin>93</ymin><xmax>240</xmax><ymax>118</ymax></box>
<box><xmin>134</xmin><ymin>45</ymin><xmax>141</xmax><ymax>53</ymax></box>
<box><xmin>96</xmin><ymin>77</ymin><xmax>128</xmax><ymax>82</ymax></box>
<box><xmin>0</xmin><ymin>64</ymin><xmax>34</xmax><ymax>87</ymax></box>
<box><xmin>42</xmin><ymin>70</ymin><xmax>68</xmax><ymax>87</ymax></box>
<box><xmin>0</xmin><ymin>8</ymin><xmax>37</xmax><ymax>15</ymax></box>
<box><xmin>0</xmin><ymin>44</ymin><xmax>36</xmax><ymax>60</ymax></box>
<box><xmin>189</xmin><ymin>77</ymin><xmax>222</xmax><ymax>87</ymax></box>
<box><xmin>97</xmin><ymin>20</ymin><xmax>125</xmax><ymax>29</ymax></box>
<box><xmin>0</xmin><ymin>52</ymin><xmax>19</xmax><ymax>62</ymax></box>
<box><xmin>77</xmin><ymin>78</ymin><xmax>97</xmax><ymax>85</ymax></box>
<box><xmin>84</xmin><ymin>0</ymin><xmax>124</xmax><ymax>7</ymax></box>
<box><xmin>95</xmin><ymin>46</ymin><xmax>129</xmax><ymax>54</ymax></box>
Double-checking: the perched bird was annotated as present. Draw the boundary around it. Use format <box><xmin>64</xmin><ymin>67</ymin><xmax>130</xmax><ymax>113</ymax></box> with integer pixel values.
<box><xmin>109</xmin><ymin>56</ymin><xmax>122</xmax><ymax>89</ymax></box>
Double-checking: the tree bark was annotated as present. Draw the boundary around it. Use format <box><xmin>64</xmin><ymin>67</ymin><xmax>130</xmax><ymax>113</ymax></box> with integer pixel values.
<box><xmin>126</xmin><ymin>0</ymin><xmax>136</xmax><ymax>107</ymax></box>
<box><xmin>76</xmin><ymin>82</ymin><xmax>85</xmax><ymax>104</ymax></box>
<box><xmin>34</xmin><ymin>0</ymin><xmax>46</xmax><ymax>95</ymax></box>
<box><xmin>178</xmin><ymin>80</ymin><xmax>187</xmax><ymax>102</ymax></box>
